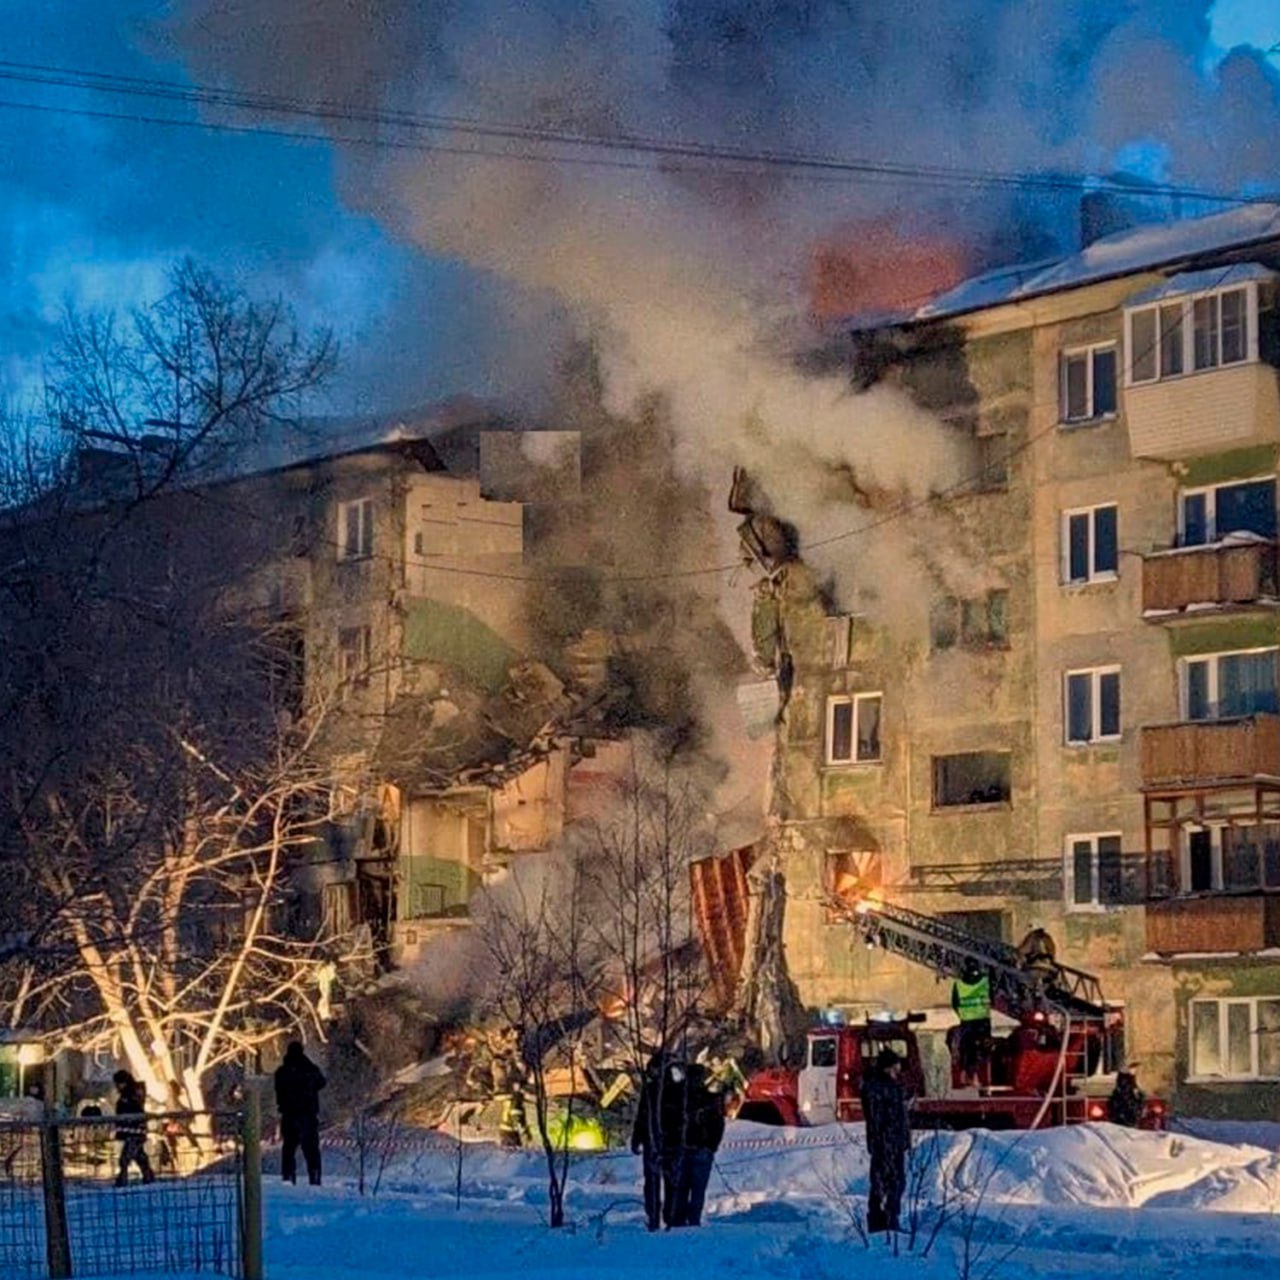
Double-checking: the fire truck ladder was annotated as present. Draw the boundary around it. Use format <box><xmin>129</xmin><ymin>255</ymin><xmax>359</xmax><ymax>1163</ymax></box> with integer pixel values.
<box><xmin>825</xmin><ymin>894</ymin><xmax>1108</xmax><ymax>1022</ymax></box>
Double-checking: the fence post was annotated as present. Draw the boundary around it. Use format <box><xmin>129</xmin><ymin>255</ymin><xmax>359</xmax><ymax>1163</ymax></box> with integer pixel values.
<box><xmin>241</xmin><ymin>1089</ymin><xmax>264</xmax><ymax>1280</ymax></box>
<box><xmin>39</xmin><ymin>1118</ymin><xmax>72</xmax><ymax>1279</ymax></box>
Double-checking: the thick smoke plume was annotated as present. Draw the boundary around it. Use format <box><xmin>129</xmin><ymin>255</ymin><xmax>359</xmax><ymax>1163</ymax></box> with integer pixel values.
<box><xmin>175</xmin><ymin>1</ymin><xmax>1280</xmax><ymax>626</ymax></box>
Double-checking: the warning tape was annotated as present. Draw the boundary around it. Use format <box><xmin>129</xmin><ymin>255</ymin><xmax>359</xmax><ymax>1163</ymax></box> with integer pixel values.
<box><xmin>319</xmin><ymin>1125</ymin><xmax>848</xmax><ymax>1159</ymax></box>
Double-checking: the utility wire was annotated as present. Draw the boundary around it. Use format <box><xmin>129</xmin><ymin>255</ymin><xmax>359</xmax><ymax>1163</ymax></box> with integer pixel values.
<box><xmin>0</xmin><ymin>57</ymin><xmax>1270</xmax><ymax>207</ymax></box>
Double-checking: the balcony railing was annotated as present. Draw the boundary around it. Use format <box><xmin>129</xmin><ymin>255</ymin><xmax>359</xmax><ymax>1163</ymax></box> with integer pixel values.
<box><xmin>1146</xmin><ymin>892</ymin><xmax>1280</xmax><ymax>954</ymax></box>
<box><xmin>1141</xmin><ymin>714</ymin><xmax>1280</xmax><ymax>788</ymax></box>
<box><xmin>1142</xmin><ymin>539</ymin><xmax>1278</xmax><ymax>617</ymax></box>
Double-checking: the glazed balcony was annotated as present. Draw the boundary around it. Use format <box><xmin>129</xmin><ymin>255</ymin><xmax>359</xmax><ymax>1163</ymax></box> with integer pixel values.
<box><xmin>1142</xmin><ymin>539</ymin><xmax>1278</xmax><ymax>618</ymax></box>
<box><xmin>1141</xmin><ymin>714</ymin><xmax>1280</xmax><ymax>789</ymax></box>
<box><xmin>1146</xmin><ymin>892</ymin><xmax>1280</xmax><ymax>954</ymax></box>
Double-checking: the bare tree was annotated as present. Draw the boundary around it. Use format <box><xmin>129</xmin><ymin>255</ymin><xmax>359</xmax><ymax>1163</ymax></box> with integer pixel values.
<box><xmin>577</xmin><ymin>741</ymin><xmax>716</xmax><ymax>1078</ymax></box>
<box><xmin>479</xmin><ymin>856</ymin><xmax>590</xmax><ymax>1228</ymax></box>
<box><xmin>0</xmin><ymin>262</ymin><xmax>339</xmax><ymax>1121</ymax></box>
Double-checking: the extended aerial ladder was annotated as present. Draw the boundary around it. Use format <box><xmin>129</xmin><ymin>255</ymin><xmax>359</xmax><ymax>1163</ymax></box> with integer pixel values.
<box><xmin>824</xmin><ymin>893</ymin><xmax>1109</xmax><ymax>1021</ymax></box>
<box><xmin>825</xmin><ymin>892</ymin><xmax>1117</xmax><ymax>1123</ymax></box>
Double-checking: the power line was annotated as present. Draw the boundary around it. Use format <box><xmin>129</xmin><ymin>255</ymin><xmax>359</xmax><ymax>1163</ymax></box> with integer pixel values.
<box><xmin>0</xmin><ymin>57</ymin><xmax>1269</xmax><ymax>207</ymax></box>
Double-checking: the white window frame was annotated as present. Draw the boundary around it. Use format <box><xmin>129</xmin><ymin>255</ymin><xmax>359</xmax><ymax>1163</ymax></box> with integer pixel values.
<box><xmin>1180</xmin><ymin>646</ymin><xmax>1280</xmax><ymax>721</ymax></box>
<box><xmin>825</xmin><ymin>692</ymin><xmax>883</xmax><ymax>765</ymax></box>
<box><xmin>1064</xmin><ymin>666</ymin><xmax>1121</xmax><ymax>745</ymax></box>
<box><xmin>1188</xmin><ymin>995</ymin><xmax>1280</xmax><ymax>1082</ymax></box>
<box><xmin>1180</xmin><ymin>822</ymin><xmax>1226</xmax><ymax>893</ymax></box>
<box><xmin>338</xmin><ymin>497</ymin><xmax>375</xmax><ymax>561</ymax></box>
<box><xmin>1059</xmin><ymin>343</ymin><xmax>1118</xmax><ymax>424</ymax></box>
<box><xmin>1065</xmin><ymin>831</ymin><xmax>1123</xmax><ymax>912</ymax></box>
<box><xmin>1177</xmin><ymin>474</ymin><xmax>1277</xmax><ymax>546</ymax></box>
<box><xmin>1125</xmin><ymin>282</ymin><xmax>1258</xmax><ymax>386</ymax></box>
<box><xmin>1060</xmin><ymin>503</ymin><xmax>1119</xmax><ymax>585</ymax></box>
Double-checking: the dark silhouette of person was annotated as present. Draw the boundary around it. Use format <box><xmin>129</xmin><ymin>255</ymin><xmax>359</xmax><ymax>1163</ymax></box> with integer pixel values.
<box><xmin>631</xmin><ymin>1053</ymin><xmax>690</xmax><ymax>1230</ymax></box>
<box><xmin>112</xmin><ymin>1070</ymin><xmax>155</xmax><ymax>1187</ymax></box>
<box><xmin>1106</xmin><ymin>1069</ymin><xmax>1145</xmax><ymax>1127</ymax></box>
<box><xmin>861</xmin><ymin>1048</ymin><xmax>911</xmax><ymax>1233</ymax></box>
<box><xmin>274</xmin><ymin>1041</ymin><xmax>326</xmax><ymax>1186</ymax></box>
<box><xmin>671</xmin><ymin>1062</ymin><xmax>725</xmax><ymax>1228</ymax></box>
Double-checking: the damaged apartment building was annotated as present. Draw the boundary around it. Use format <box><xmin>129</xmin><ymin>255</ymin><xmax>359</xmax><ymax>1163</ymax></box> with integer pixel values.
<box><xmin>734</xmin><ymin>201</ymin><xmax>1280</xmax><ymax>1119</ymax></box>
<box><xmin>239</xmin><ymin>412</ymin><xmax>628</xmax><ymax>972</ymax></box>
<box><xmin>70</xmin><ymin>405</ymin><xmax>621</xmax><ymax>977</ymax></box>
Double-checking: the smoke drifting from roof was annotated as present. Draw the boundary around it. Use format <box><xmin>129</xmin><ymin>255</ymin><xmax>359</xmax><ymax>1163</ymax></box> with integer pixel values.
<box><xmin>176</xmin><ymin>0</ymin><xmax>1280</xmax><ymax>613</ymax></box>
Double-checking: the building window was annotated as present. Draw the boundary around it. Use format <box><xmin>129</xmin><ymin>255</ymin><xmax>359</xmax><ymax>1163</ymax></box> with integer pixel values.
<box><xmin>338</xmin><ymin>497</ymin><xmax>374</xmax><ymax>561</ymax></box>
<box><xmin>1064</xmin><ymin>667</ymin><xmax>1121</xmax><ymax>744</ymax></box>
<box><xmin>338</xmin><ymin>625</ymin><xmax>372</xmax><ymax>687</ymax></box>
<box><xmin>1061</xmin><ymin>504</ymin><xmax>1118</xmax><ymax>584</ymax></box>
<box><xmin>1060</xmin><ymin>344</ymin><xmax>1117</xmax><ymax>424</ymax></box>
<box><xmin>932</xmin><ymin>752</ymin><xmax>1011</xmax><ymax>809</ymax></box>
<box><xmin>1190</xmin><ymin>996</ymin><xmax>1280</xmax><ymax>1080</ymax></box>
<box><xmin>1181</xmin><ymin>823</ymin><xmax>1280</xmax><ymax>893</ymax></box>
<box><xmin>931</xmin><ymin>590</ymin><xmax>1008</xmax><ymax>651</ymax></box>
<box><xmin>1127</xmin><ymin>285</ymin><xmax>1253</xmax><ymax>385</ymax></box>
<box><xmin>1182</xmin><ymin>648</ymin><xmax>1279</xmax><ymax>720</ymax></box>
<box><xmin>1066</xmin><ymin>833</ymin><xmax>1123</xmax><ymax>909</ymax></box>
<box><xmin>1178</xmin><ymin>477</ymin><xmax>1277</xmax><ymax>547</ymax></box>
<box><xmin>826</xmin><ymin>693</ymin><xmax>882</xmax><ymax>764</ymax></box>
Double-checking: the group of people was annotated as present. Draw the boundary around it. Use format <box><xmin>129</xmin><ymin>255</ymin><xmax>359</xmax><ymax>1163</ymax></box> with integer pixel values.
<box><xmin>630</xmin><ymin>1055</ymin><xmax>726</xmax><ymax>1230</ymax></box>
<box><xmin>107</xmin><ymin>1040</ymin><xmax>327</xmax><ymax>1190</ymax></box>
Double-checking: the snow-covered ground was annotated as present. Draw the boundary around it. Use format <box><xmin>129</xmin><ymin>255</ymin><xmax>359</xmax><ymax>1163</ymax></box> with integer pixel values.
<box><xmin>105</xmin><ymin>1119</ymin><xmax>1280</xmax><ymax>1280</ymax></box>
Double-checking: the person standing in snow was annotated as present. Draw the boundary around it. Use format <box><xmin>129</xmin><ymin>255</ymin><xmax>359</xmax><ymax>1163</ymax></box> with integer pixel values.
<box><xmin>274</xmin><ymin>1041</ymin><xmax>326</xmax><ymax>1186</ymax></box>
<box><xmin>632</xmin><ymin>1053</ymin><xmax>691</xmax><ymax>1230</ymax></box>
<box><xmin>861</xmin><ymin>1048</ymin><xmax>911</xmax><ymax>1233</ymax></box>
<box><xmin>671</xmin><ymin>1062</ymin><xmax>725</xmax><ymax>1228</ymax></box>
<box><xmin>1106</xmin><ymin>1069</ymin><xmax>1145</xmax><ymax>1127</ymax></box>
<box><xmin>112</xmin><ymin>1070</ymin><xmax>156</xmax><ymax>1187</ymax></box>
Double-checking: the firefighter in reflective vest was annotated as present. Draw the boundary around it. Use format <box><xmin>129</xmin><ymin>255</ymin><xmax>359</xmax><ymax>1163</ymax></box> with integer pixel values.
<box><xmin>497</xmin><ymin>1080</ymin><xmax>531</xmax><ymax>1149</ymax></box>
<box><xmin>950</xmin><ymin>960</ymin><xmax>992</xmax><ymax>1088</ymax></box>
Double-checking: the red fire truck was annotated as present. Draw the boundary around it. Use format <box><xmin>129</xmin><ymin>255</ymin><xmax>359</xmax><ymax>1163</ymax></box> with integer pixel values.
<box><xmin>739</xmin><ymin>897</ymin><xmax>1166</xmax><ymax>1131</ymax></box>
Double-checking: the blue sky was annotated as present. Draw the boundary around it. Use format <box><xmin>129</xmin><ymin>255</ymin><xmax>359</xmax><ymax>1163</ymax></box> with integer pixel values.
<box><xmin>0</xmin><ymin>1</ymin><xmax>1276</xmax><ymax>419</ymax></box>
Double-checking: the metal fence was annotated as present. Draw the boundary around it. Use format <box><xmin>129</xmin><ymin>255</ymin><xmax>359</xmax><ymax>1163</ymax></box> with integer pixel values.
<box><xmin>0</xmin><ymin>1109</ymin><xmax>259</xmax><ymax>1280</ymax></box>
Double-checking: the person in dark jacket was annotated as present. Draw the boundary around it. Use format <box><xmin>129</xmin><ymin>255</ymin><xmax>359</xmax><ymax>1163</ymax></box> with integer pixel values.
<box><xmin>631</xmin><ymin>1054</ymin><xmax>687</xmax><ymax>1230</ymax></box>
<box><xmin>112</xmin><ymin>1070</ymin><xmax>156</xmax><ymax>1187</ymax></box>
<box><xmin>861</xmin><ymin>1048</ymin><xmax>911</xmax><ymax>1233</ymax></box>
<box><xmin>1106</xmin><ymin>1069</ymin><xmax>1145</xmax><ymax>1127</ymax></box>
<box><xmin>671</xmin><ymin>1063</ymin><xmax>725</xmax><ymax>1228</ymax></box>
<box><xmin>274</xmin><ymin>1041</ymin><xmax>326</xmax><ymax>1186</ymax></box>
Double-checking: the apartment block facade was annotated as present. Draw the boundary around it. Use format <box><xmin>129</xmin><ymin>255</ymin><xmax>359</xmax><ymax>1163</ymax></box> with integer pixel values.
<box><xmin>164</xmin><ymin>412</ymin><xmax>611</xmax><ymax>972</ymax></box>
<box><xmin>752</xmin><ymin>204</ymin><xmax>1280</xmax><ymax>1118</ymax></box>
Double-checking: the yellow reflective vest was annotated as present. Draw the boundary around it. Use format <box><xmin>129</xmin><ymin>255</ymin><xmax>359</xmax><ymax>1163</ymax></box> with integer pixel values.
<box><xmin>953</xmin><ymin>975</ymin><xmax>991</xmax><ymax>1022</ymax></box>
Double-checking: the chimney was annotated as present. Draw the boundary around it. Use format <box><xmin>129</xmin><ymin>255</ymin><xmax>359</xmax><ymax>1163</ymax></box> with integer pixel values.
<box><xmin>1079</xmin><ymin>192</ymin><xmax>1137</xmax><ymax>248</ymax></box>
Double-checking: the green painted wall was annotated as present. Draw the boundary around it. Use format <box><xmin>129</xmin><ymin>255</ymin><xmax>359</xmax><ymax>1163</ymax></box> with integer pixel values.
<box><xmin>1170</xmin><ymin>445</ymin><xmax>1278</xmax><ymax>489</ymax></box>
<box><xmin>1170</xmin><ymin>959</ymin><xmax>1280</xmax><ymax>1119</ymax></box>
<box><xmin>403</xmin><ymin>599</ymin><xmax>517</xmax><ymax>692</ymax></box>
<box><xmin>400</xmin><ymin>855</ymin><xmax>480</xmax><ymax>919</ymax></box>
<box><xmin>1167</xmin><ymin>616</ymin><xmax>1280</xmax><ymax>657</ymax></box>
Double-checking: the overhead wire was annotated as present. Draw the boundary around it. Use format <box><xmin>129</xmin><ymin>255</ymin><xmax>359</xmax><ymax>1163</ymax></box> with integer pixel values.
<box><xmin>8</xmin><ymin>63</ymin><xmax>1278</xmax><ymax>583</ymax></box>
<box><xmin>0</xmin><ymin>57</ymin><xmax>1270</xmax><ymax>206</ymax></box>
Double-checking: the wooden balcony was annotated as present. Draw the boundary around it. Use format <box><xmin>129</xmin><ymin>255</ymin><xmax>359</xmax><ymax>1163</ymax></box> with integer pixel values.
<box><xmin>1143</xmin><ymin>539</ymin><xmax>1278</xmax><ymax>617</ymax></box>
<box><xmin>1141</xmin><ymin>714</ymin><xmax>1280</xmax><ymax>788</ymax></box>
<box><xmin>1146</xmin><ymin>893</ymin><xmax>1280</xmax><ymax>954</ymax></box>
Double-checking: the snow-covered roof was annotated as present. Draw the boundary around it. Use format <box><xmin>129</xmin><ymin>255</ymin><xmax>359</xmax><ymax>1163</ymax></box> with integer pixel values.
<box><xmin>224</xmin><ymin>395</ymin><xmax>503</xmax><ymax>482</ymax></box>
<box><xmin>895</xmin><ymin>202</ymin><xmax>1280</xmax><ymax>329</ymax></box>
<box><xmin>1123</xmin><ymin>262</ymin><xmax>1277</xmax><ymax>307</ymax></box>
